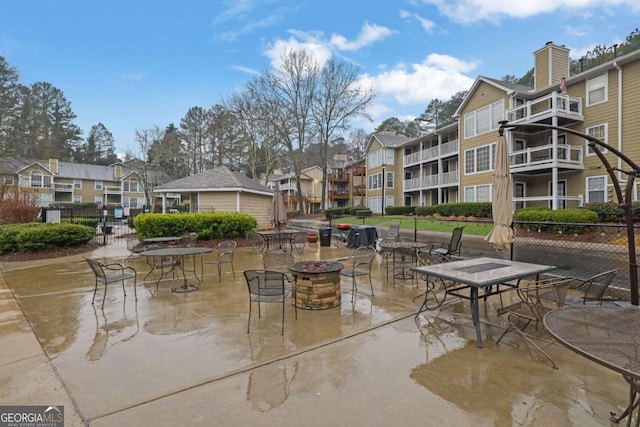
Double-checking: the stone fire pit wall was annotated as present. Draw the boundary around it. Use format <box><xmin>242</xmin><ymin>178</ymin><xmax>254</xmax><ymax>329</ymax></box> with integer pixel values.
<box><xmin>289</xmin><ymin>262</ymin><xmax>343</xmax><ymax>309</ymax></box>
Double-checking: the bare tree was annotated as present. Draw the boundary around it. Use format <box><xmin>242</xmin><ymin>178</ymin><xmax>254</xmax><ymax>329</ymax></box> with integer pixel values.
<box><xmin>127</xmin><ymin>126</ymin><xmax>165</xmax><ymax>209</ymax></box>
<box><xmin>255</xmin><ymin>49</ymin><xmax>320</xmax><ymax>213</ymax></box>
<box><xmin>311</xmin><ymin>58</ymin><xmax>375</xmax><ymax>211</ymax></box>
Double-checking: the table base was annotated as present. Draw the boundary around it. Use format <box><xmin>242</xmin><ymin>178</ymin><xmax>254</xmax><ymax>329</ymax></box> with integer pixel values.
<box><xmin>610</xmin><ymin>375</ymin><xmax>640</xmax><ymax>426</ymax></box>
<box><xmin>172</xmin><ymin>283</ymin><xmax>199</xmax><ymax>293</ymax></box>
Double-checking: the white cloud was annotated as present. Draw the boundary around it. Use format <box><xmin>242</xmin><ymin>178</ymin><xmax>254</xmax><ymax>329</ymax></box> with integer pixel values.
<box><xmin>263</xmin><ymin>35</ymin><xmax>333</xmax><ymax>69</ymax></box>
<box><xmin>421</xmin><ymin>0</ymin><xmax>640</xmax><ymax>24</ymax></box>
<box><xmin>329</xmin><ymin>22</ymin><xmax>396</xmax><ymax>51</ymax></box>
<box><xmin>360</xmin><ymin>53</ymin><xmax>476</xmax><ymax>105</ymax></box>
<box><xmin>399</xmin><ymin>9</ymin><xmax>436</xmax><ymax>33</ymax></box>
<box><xmin>230</xmin><ymin>65</ymin><xmax>260</xmax><ymax>76</ymax></box>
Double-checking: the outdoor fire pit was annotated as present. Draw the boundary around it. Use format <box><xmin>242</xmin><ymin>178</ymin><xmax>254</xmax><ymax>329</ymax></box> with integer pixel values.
<box><xmin>288</xmin><ymin>261</ymin><xmax>344</xmax><ymax>309</ymax></box>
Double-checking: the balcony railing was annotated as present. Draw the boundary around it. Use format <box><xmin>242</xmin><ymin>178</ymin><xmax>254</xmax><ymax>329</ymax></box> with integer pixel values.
<box><xmin>328</xmin><ymin>173</ymin><xmax>349</xmax><ymax>181</ymax></box>
<box><xmin>510</xmin><ymin>144</ymin><xmax>583</xmax><ymax>172</ymax></box>
<box><xmin>506</xmin><ymin>92</ymin><xmax>583</xmax><ymax>123</ymax></box>
<box><xmin>104</xmin><ymin>186</ymin><xmax>122</xmax><ymax>194</ymax></box>
<box><xmin>53</xmin><ymin>183</ymin><xmax>74</xmax><ymax>192</ymax></box>
<box><xmin>404</xmin><ymin>139</ymin><xmax>459</xmax><ymax>166</ymax></box>
<box><xmin>404</xmin><ymin>170</ymin><xmax>459</xmax><ymax>191</ymax></box>
<box><xmin>513</xmin><ymin>195</ymin><xmax>584</xmax><ymax>210</ymax></box>
<box><xmin>329</xmin><ymin>190</ymin><xmax>349</xmax><ymax>199</ymax></box>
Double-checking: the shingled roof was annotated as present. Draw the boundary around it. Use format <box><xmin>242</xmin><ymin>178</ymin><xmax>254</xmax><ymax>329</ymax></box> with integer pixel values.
<box><xmin>154</xmin><ymin>165</ymin><xmax>272</xmax><ymax>195</ymax></box>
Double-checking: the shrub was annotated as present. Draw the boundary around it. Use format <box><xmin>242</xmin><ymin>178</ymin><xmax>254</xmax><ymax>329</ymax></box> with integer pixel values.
<box><xmin>433</xmin><ymin>202</ymin><xmax>492</xmax><ymax>218</ymax></box>
<box><xmin>133</xmin><ymin>212</ymin><xmax>257</xmax><ymax>239</ymax></box>
<box><xmin>0</xmin><ymin>223</ymin><xmax>94</xmax><ymax>254</ymax></box>
<box><xmin>385</xmin><ymin>206</ymin><xmax>415</xmax><ymax>215</ymax></box>
<box><xmin>415</xmin><ymin>206</ymin><xmax>437</xmax><ymax>216</ymax></box>
<box><xmin>584</xmin><ymin>202</ymin><xmax>623</xmax><ymax>223</ymax></box>
<box><xmin>356</xmin><ymin>209</ymin><xmax>372</xmax><ymax>217</ymax></box>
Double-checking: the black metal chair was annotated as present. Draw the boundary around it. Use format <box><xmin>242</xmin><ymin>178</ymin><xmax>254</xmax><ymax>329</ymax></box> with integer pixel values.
<box><xmin>202</xmin><ymin>240</ymin><xmax>237</xmax><ymax>282</ymax></box>
<box><xmin>542</xmin><ymin>269</ymin><xmax>619</xmax><ymax>306</ymax></box>
<box><xmin>339</xmin><ymin>246</ymin><xmax>377</xmax><ymax>302</ymax></box>
<box><xmin>291</xmin><ymin>232</ymin><xmax>308</xmax><ymax>253</ymax></box>
<box><xmin>124</xmin><ymin>234</ymin><xmax>144</xmax><ymax>261</ymax></box>
<box><xmin>262</xmin><ymin>250</ymin><xmax>295</xmax><ymax>280</ymax></box>
<box><xmin>85</xmin><ymin>257</ymin><xmax>137</xmax><ymax>309</ymax></box>
<box><xmin>419</xmin><ymin>226</ymin><xmax>465</xmax><ymax>264</ymax></box>
<box><xmin>496</xmin><ymin>277</ymin><xmax>574</xmax><ymax>368</ymax></box>
<box><xmin>244</xmin><ymin>269</ymin><xmax>297</xmax><ymax>335</ymax></box>
<box><xmin>175</xmin><ymin>232</ymin><xmax>198</xmax><ymax>247</ymax></box>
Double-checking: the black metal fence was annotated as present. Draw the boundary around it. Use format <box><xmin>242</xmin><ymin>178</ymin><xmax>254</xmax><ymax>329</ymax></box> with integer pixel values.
<box><xmin>40</xmin><ymin>206</ymin><xmax>143</xmax><ymax>245</ymax></box>
<box><xmin>406</xmin><ymin>218</ymin><xmax>636</xmax><ymax>293</ymax></box>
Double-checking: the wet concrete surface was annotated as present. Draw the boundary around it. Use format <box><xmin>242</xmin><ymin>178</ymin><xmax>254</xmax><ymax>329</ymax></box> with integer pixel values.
<box><xmin>0</xmin><ymin>239</ymin><xmax>631</xmax><ymax>426</ymax></box>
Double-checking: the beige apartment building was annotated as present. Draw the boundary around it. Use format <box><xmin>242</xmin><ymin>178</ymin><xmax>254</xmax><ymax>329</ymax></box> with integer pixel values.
<box><xmin>367</xmin><ymin>41</ymin><xmax>640</xmax><ymax>212</ymax></box>
<box><xmin>0</xmin><ymin>157</ymin><xmax>176</xmax><ymax>211</ymax></box>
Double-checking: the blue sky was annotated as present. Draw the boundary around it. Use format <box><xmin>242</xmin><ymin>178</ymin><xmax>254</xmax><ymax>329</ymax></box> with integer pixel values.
<box><xmin>1</xmin><ymin>0</ymin><xmax>639</xmax><ymax>155</ymax></box>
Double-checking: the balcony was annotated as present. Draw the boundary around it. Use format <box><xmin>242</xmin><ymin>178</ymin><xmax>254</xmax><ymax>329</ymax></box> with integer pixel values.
<box><xmin>53</xmin><ymin>183</ymin><xmax>74</xmax><ymax>192</ymax></box>
<box><xmin>328</xmin><ymin>173</ymin><xmax>349</xmax><ymax>182</ymax></box>
<box><xmin>510</xmin><ymin>144</ymin><xmax>583</xmax><ymax>174</ymax></box>
<box><xmin>506</xmin><ymin>92</ymin><xmax>583</xmax><ymax>125</ymax></box>
<box><xmin>104</xmin><ymin>186</ymin><xmax>122</xmax><ymax>194</ymax></box>
<box><xmin>352</xmin><ymin>165</ymin><xmax>366</xmax><ymax>176</ymax></box>
<box><xmin>404</xmin><ymin>139</ymin><xmax>459</xmax><ymax>167</ymax></box>
<box><xmin>329</xmin><ymin>190</ymin><xmax>349</xmax><ymax>199</ymax></box>
<box><xmin>403</xmin><ymin>171</ymin><xmax>459</xmax><ymax>191</ymax></box>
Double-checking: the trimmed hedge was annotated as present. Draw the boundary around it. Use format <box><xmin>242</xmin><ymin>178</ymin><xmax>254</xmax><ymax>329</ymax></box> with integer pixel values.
<box><xmin>133</xmin><ymin>212</ymin><xmax>258</xmax><ymax>240</ymax></box>
<box><xmin>385</xmin><ymin>206</ymin><xmax>415</xmax><ymax>215</ymax></box>
<box><xmin>0</xmin><ymin>223</ymin><xmax>94</xmax><ymax>254</ymax></box>
<box><xmin>514</xmin><ymin>207</ymin><xmax>599</xmax><ymax>234</ymax></box>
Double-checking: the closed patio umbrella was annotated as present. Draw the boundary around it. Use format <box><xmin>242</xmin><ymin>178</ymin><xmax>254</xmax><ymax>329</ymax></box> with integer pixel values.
<box><xmin>272</xmin><ymin>183</ymin><xmax>287</xmax><ymax>230</ymax></box>
<box><xmin>485</xmin><ymin>133</ymin><xmax>513</xmax><ymax>252</ymax></box>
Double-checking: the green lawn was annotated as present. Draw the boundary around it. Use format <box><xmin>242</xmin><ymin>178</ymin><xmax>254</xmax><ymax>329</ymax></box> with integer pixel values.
<box><xmin>331</xmin><ymin>215</ymin><xmax>495</xmax><ymax>236</ymax></box>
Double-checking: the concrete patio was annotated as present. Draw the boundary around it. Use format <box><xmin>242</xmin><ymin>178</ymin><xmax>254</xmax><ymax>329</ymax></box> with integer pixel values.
<box><xmin>0</xmin><ymin>238</ymin><xmax>631</xmax><ymax>426</ymax></box>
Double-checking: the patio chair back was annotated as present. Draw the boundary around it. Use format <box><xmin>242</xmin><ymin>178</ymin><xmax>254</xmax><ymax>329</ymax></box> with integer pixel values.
<box><xmin>340</xmin><ymin>246</ymin><xmax>377</xmax><ymax>302</ymax></box>
<box><xmin>543</xmin><ymin>269</ymin><xmax>619</xmax><ymax>306</ymax></box>
<box><xmin>175</xmin><ymin>232</ymin><xmax>199</xmax><ymax>247</ymax></box>
<box><xmin>432</xmin><ymin>226</ymin><xmax>465</xmax><ymax>262</ymax></box>
<box><xmin>385</xmin><ymin>221</ymin><xmax>401</xmax><ymax>241</ymax></box>
<box><xmin>125</xmin><ymin>235</ymin><xmax>144</xmax><ymax>260</ymax></box>
<box><xmin>202</xmin><ymin>240</ymin><xmax>237</xmax><ymax>281</ymax></box>
<box><xmin>263</xmin><ymin>250</ymin><xmax>295</xmax><ymax>275</ymax></box>
<box><xmin>244</xmin><ymin>269</ymin><xmax>297</xmax><ymax>335</ymax></box>
<box><xmin>85</xmin><ymin>257</ymin><xmax>137</xmax><ymax>309</ymax></box>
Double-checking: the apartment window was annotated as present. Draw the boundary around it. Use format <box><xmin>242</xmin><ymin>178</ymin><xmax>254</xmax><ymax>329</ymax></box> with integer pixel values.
<box><xmin>385</xmin><ymin>148</ymin><xmax>394</xmax><ymax>166</ymax></box>
<box><xmin>29</xmin><ymin>170</ymin><xmax>51</xmax><ymax>188</ymax></box>
<box><xmin>464</xmin><ymin>100</ymin><xmax>504</xmax><ymax>138</ymax></box>
<box><xmin>36</xmin><ymin>193</ymin><xmax>52</xmax><ymax>207</ymax></box>
<box><xmin>367</xmin><ymin>150</ymin><xmax>383</xmax><ymax>168</ymax></box>
<box><xmin>95</xmin><ymin>180</ymin><xmax>103</xmax><ymax>190</ymax></box>
<box><xmin>464</xmin><ymin>185</ymin><xmax>491</xmax><ymax>202</ymax></box>
<box><xmin>123</xmin><ymin>179</ymin><xmax>140</xmax><ymax>192</ymax></box>
<box><xmin>586</xmin><ymin>124</ymin><xmax>608</xmax><ymax>155</ymax></box>
<box><xmin>587</xmin><ymin>74</ymin><xmax>607</xmax><ymax>106</ymax></box>
<box><xmin>464</xmin><ymin>144</ymin><xmax>495</xmax><ymax>174</ymax></box>
<box><xmin>3</xmin><ymin>176</ymin><xmax>14</xmax><ymax>185</ymax></box>
<box><xmin>94</xmin><ymin>196</ymin><xmax>103</xmax><ymax>204</ymax></box>
<box><xmin>586</xmin><ymin>176</ymin><xmax>607</xmax><ymax>203</ymax></box>
<box><xmin>386</xmin><ymin>171</ymin><xmax>394</xmax><ymax>189</ymax></box>
<box><xmin>73</xmin><ymin>195</ymin><xmax>82</xmax><ymax>203</ymax></box>
<box><xmin>73</xmin><ymin>179</ymin><xmax>82</xmax><ymax>189</ymax></box>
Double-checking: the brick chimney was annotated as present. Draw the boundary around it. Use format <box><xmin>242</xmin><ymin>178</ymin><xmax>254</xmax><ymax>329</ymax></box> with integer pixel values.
<box><xmin>534</xmin><ymin>41</ymin><xmax>570</xmax><ymax>91</ymax></box>
<box><xmin>48</xmin><ymin>159</ymin><xmax>58</xmax><ymax>174</ymax></box>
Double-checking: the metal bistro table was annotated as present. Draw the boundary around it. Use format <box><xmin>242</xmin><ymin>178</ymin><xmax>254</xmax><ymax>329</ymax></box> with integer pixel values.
<box><xmin>139</xmin><ymin>247</ymin><xmax>213</xmax><ymax>293</ymax></box>
<box><xmin>411</xmin><ymin>257</ymin><xmax>555</xmax><ymax>348</ymax></box>
<box><xmin>257</xmin><ymin>229</ymin><xmax>302</xmax><ymax>251</ymax></box>
<box><xmin>544</xmin><ymin>305</ymin><xmax>640</xmax><ymax>426</ymax></box>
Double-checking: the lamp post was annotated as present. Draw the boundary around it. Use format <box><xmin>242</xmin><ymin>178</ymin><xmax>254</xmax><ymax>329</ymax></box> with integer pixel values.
<box><xmin>381</xmin><ymin>164</ymin><xmax>386</xmax><ymax>216</ymax></box>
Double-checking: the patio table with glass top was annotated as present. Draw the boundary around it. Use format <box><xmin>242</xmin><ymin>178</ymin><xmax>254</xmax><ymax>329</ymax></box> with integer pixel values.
<box><xmin>544</xmin><ymin>305</ymin><xmax>640</xmax><ymax>426</ymax></box>
<box><xmin>139</xmin><ymin>246</ymin><xmax>213</xmax><ymax>293</ymax></box>
<box><xmin>378</xmin><ymin>240</ymin><xmax>433</xmax><ymax>279</ymax></box>
<box><xmin>411</xmin><ymin>257</ymin><xmax>555</xmax><ymax>348</ymax></box>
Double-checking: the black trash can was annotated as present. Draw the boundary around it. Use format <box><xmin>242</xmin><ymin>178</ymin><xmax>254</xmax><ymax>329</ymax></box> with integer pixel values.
<box><xmin>319</xmin><ymin>227</ymin><xmax>332</xmax><ymax>247</ymax></box>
